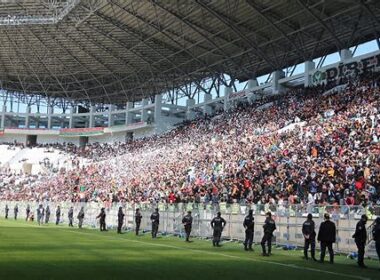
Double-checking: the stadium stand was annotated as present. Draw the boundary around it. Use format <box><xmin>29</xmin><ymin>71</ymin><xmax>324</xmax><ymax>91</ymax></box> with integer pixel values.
<box><xmin>1</xmin><ymin>75</ymin><xmax>379</xmax><ymax>210</ymax></box>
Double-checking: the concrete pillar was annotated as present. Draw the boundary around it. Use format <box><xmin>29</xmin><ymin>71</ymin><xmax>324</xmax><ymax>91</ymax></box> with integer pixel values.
<box><xmin>126</xmin><ymin>102</ymin><xmax>133</xmax><ymax>126</ymax></box>
<box><xmin>154</xmin><ymin>94</ymin><xmax>162</xmax><ymax>123</ymax></box>
<box><xmin>224</xmin><ymin>86</ymin><xmax>232</xmax><ymax>111</ymax></box>
<box><xmin>304</xmin><ymin>60</ymin><xmax>316</xmax><ymax>87</ymax></box>
<box><xmin>186</xmin><ymin>98</ymin><xmax>195</xmax><ymax>120</ymax></box>
<box><xmin>203</xmin><ymin>93</ymin><xmax>212</xmax><ymax>116</ymax></box>
<box><xmin>1</xmin><ymin>105</ymin><xmax>6</xmax><ymax>129</ymax></box>
<box><xmin>272</xmin><ymin>70</ymin><xmax>285</xmax><ymax>93</ymax></box>
<box><xmin>108</xmin><ymin>105</ymin><xmax>115</xmax><ymax>127</ymax></box>
<box><xmin>141</xmin><ymin>98</ymin><xmax>149</xmax><ymax>123</ymax></box>
<box><xmin>25</xmin><ymin>106</ymin><xmax>31</xmax><ymax>128</ymax></box>
<box><xmin>47</xmin><ymin>105</ymin><xmax>53</xmax><ymax>129</ymax></box>
<box><xmin>340</xmin><ymin>49</ymin><xmax>352</xmax><ymax>61</ymax></box>
<box><xmin>89</xmin><ymin>106</ymin><xmax>95</xmax><ymax>128</ymax></box>
<box><xmin>69</xmin><ymin>108</ymin><xmax>74</xmax><ymax>128</ymax></box>
<box><xmin>247</xmin><ymin>78</ymin><xmax>258</xmax><ymax>89</ymax></box>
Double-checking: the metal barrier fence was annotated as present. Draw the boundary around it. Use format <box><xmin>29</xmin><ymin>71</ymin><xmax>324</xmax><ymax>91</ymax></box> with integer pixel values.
<box><xmin>0</xmin><ymin>201</ymin><xmax>378</xmax><ymax>256</ymax></box>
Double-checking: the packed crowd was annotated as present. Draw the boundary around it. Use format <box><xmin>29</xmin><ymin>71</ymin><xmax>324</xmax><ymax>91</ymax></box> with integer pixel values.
<box><xmin>0</xmin><ymin>76</ymin><xmax>380</xmax><ymax>208</ymax></box>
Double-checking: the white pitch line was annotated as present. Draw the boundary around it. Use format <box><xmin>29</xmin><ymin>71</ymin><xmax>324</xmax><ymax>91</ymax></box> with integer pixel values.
<box><xmin>61</xmin><ymin>229</ymin><xmax>371</xmax><ymax>280</ymax></box>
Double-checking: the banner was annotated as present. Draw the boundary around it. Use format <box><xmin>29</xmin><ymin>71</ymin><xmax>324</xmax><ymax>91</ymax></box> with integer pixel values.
<box><xmin>59</xmin><ymin>127</ymin><xmax>104</xmax><ymax>137</ymax></box>
<box><xmin>312</xmin><ymin>53</ymin><xmax>380</xmax><ymax>85</ymax></box>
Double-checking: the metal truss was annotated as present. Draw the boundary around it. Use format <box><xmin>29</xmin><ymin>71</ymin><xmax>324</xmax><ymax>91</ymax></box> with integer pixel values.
<box><xmin>0</xmin><ymin>0</ymin><xmax>379</xmax><ymax>104</ymax></box>
<box><xmin>0</xmin><ymin>0</ymin><xmax>81</xmax><ymax>26</ymax></box>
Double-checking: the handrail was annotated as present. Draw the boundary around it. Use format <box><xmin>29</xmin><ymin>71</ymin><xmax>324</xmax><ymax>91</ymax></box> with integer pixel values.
<box><xmin>366</xmin><ymin>221</ymin><xmax>375</xmax><ymax>246</ymax></box>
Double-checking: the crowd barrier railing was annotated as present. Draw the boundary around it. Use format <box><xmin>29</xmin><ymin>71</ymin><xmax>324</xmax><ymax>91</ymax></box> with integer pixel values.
<box><xmin>0</xmin><ymin>201</ymin><xmax>378</xmax><ymax>257</ymax></box>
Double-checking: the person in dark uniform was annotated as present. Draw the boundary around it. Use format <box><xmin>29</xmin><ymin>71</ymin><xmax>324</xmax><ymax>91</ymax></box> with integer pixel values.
<box><xmin>77</xmin><ymin>207</ymin><xmax>85</xmax><ymax>229</ymax></box>
<box><xmin>243</xmin><ymin>209</ymin><xmax>255</xmax><ymax>251</ymax></box>
<box><xmin>211</xmin><ymin>212</ymin><xmax>226</xmax><ymax>247</ymax></box>
<box><xmin>97</xmin><ymin>208</ymin><xmax>107</xmax><ymax>231</ymax></box>
<box><xmin>14</xmin><ymin>204</ymin><xmax>18</xmax><ymax>220</ymax></box>
<box><xmin>26</xmin><ymin>204</ymin><xmax>31</xmax><ymax>221</ymax></box>
<box><xmin>68</xmin><ymin>207</ymin><xmax>74</xmax><ymax>227</ymax></box>
<box><xmin>317</xmin><ymin>213</ymin><xmax>336</xmax><ymax>264</ymax></box>
<box><xmin>150</xmin><ymin>208</ymin><xmax>160</xmax><ymax>238</ymax></box>
<box><xmin>182</xmin><ymin>211</ymin><xmax>193</xmax><ymax>242</ymax></box>
<box><xmin>45</xmin><ymin>206</ymin><xmax>51</xmax><ymax>224</ymax></box>
<box><xmin>37</xmin><ymin>204</ymin><xmax>44</xmax><ymax>226</ymax></box>
<box><xmin>302</xmin><ymin>213</ymin><xmax>316</xmax><ymax>261</ymax></box>
<box><xmin>117</xmin><ymin>207</ymin><xmax>124</xmax><ymax>234</ymax></box>
<box><xmin>353</xmin><ymin>214</ymin><xmax>368</xmax><ymax>268</ymax></box>
<box><xmin>5</xmin><ymin>204</ymin><xmax>9</xmax><ymax>219</ymax></box>
<box><xmin>372</xmin><ymin>217</ymin><xmax>380</xmax><ymax>270</ymax></box>
<box><xmin>261</xmin><ymin>212</ymin><xmax>276</xmax><ymax>256</ymax></box>
<box><xmin>55</xmin><ymin>206</ymin><xmax>61</xmax><ymax>225</ymax></box>
<box><xmin>135</xmin><ymin>208</ymin><xmax>142</xmax><ymax>236</ymax></box>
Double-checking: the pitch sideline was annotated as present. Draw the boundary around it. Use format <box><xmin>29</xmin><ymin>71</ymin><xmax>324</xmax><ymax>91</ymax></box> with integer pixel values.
<box><xmin>3</xmin><ymin>221</ymin><xmax>372</xmax><ymax>280</ymax></box>
<box><xmin>61</xmin><ymin>228</ymin><xmax>371</xmax><ymax>280</ymax></box>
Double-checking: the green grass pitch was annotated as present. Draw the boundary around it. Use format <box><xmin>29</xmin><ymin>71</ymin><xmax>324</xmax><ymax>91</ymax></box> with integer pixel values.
<box><xmin>0</xmin><ymin>219</ymin><xmax>378</xmax><ymax>280</ymax></box>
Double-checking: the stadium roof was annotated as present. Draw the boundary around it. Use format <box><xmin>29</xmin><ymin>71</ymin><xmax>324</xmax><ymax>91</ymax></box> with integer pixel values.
<box><xmin>0</xmin><ymin>0</ymin><xmax>379</xmax><ymax>104</ymax></box>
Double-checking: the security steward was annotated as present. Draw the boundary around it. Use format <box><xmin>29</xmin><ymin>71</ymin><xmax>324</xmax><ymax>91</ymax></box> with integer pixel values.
<box><xmin>117</xmin><ymin>207</ymin><xmax>125</xmax><ymax>234</ymax></box>
<box><xmin>317</xmin><ymin>213</ymin><xmax>336</xmax><ymax>264</ymax></box>
<box><xmin>353</xmin><ymin>214</ymin><xmax>368</xmax><ymax>268</ymax></box>
<box><xmin>243</xmin><ymin>209</ymin><xmax>255</xmax><ymax>251</ymax></box>
<box><xmin>302</xmin><ymin>213</ymin><xmax>316</xmax><ymax>261</ymax></box>
<box><xmin>150</xmin><ymin>208</ymin><xmax>160</xmax><ymax>238</ymax></box>
<box><xmin>14</xmin><ymin>204</ymin><xmax>18</xmax><ymax>220</ymax></box>
<box><xmin>97</xmin><ymin>208</ymin><xmax>107</xmax><ymax>231</ymax></box>
<box><xmin>210</xmin><ymin>212</ymin><xmax>226</xmax><ymax>247</ymax></box>
<box><xmin>55</xmin><ymin>206</ymin><xmax>61</xmax><ymax>225</ymax></box>
<box><xmin>261</xmin><ymin>212</ymin><xmax>276</xmax><ymax>256</ymax></box>
<box><xmin>68</xmin><ymin>206</ymin><xmax>74</xmax><ymax>227</ymax></box>
<box><xmin>135</xmin><ymin>208</ymin><xmax>142</xmax><ymax>236</ymax></box>
<box><xmin>26</xmin><ymin>205</ymin><xmax>31</xmax><ymax>221</ymax></box>
<box><xmin>77</xmin><ymin>207</ymin><xmax>85</xmax><ymax>229</ymax></box>
<box><xmin>182</xmin><ymin>211</ymin><xmax>193</xmax><ymax>242</ymax></box>
<box><xmin>5</xmin><ymin>204</ymin><xmax>9</xmax><ymax>219</ymax></box>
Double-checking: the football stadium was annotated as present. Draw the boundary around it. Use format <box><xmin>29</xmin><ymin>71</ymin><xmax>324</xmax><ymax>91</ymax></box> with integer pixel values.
<box><xmin>0</xmin><ymin>0</ymin><xmax>380</xmax><ymax>279</ymax></box>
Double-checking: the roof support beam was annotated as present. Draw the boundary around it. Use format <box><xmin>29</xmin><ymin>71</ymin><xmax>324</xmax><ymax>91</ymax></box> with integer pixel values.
<box><xmin>296</xmin><ymin>0</ymin><xmax>344</xmax><ymax>50</ymax></box>
<box><xmin>194</xmin><ymin>0</ymin><xmax>278</xmax><ymax>70</ymax></box>
<box><xmin>245</xmin><ymin>0</ymin><xmax>306</xmax><ymax>61</ymax></box>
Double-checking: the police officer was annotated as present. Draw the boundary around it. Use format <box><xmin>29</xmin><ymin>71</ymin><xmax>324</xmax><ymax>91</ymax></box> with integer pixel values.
<box><xmin>117</xmin><ymin>207</ymin><xmax>124</xmax><ymax>234</ymax></box>
<box><xmin>55</xmin><ymin>206</ymin><xmax>61</xmax><ymax>225</ymax></box>
<box><xmin>97</xmin><ymin>208</ymin><xmax>107</xmax><ymax>231</ymax></box>
<box><xmin>317</xmin><ymin>213</ymin><xmax>336</xmax><ymax>264</ymax></box>
<box><xmin>243</xmin><ymin>209</ymin><xmax>254</xmax><ymax>251</ymax></box>
<box><xmin>150</xmin><ymin>208</ymin><xmax>160</xmax><ymax>238</ymax></box>
<box><xmin>14</xmin><ymin>204</ymin><xmax>18</xmax><ymax>220</ymax></box>
<box><xmin>302</xmin><ymin>213</ymin><xmax>316</xmax><ymax>261</ymax></box>
<box><xmin>353</xmin><ymin>214</ymin><xmax>368</xmax><ymax>268</ymax></box>
<box><xmin>182</xmin><ymin>211</ymin><xmax>193</xmax><ymax>242</ymax></box>
<box><xmin>26</xmin><ymin>204</ymin><xmax>31</xmax><ymax>221</ymax></box>
<box><xmin>5</xmin><ymin>204</ymin><xmax>9</xmax><ymax>219</ymax></box>
<box><xmin>45</xmin><ymin>205</ymin><xmax>51</xmax><ymax>224</ymax></box>
<box><xmin>37</xmin><ymin>204</ymin><xmax>44</xmax><ymax>226</ymax></box>
<box><xmin>77</xmin><ymin>207</ymin><xmax>85</xmax><ymax>229</ymax></box>
<box><xmin>261</xmin><ymin>212</ymin><xmax>276</xmax><ymax>256</ymax></box>
<box><xmin>372</xmin><ymin>217</ymin><xmax>380</xmax><ymax>270</ymax></box>
<box><xmin>211</xmin><ymin>212</ymin><xmax>226</xmax><ymax>247</ymax></box>
<box><xmin>68</xmin><ymin>206</ymin><xmax>74</xmax><ymax>227</ymax></box>
<box><xmin>135</xmin><ymin>208</ymin><xmax>142</xmax><ymax>236</ymax></box>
